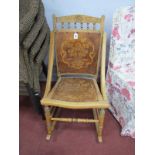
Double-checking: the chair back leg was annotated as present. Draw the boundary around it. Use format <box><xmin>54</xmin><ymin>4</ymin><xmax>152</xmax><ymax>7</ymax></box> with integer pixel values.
<box><xmin>44</xmin><ymin>106</ymin><xmax>52</xmax><ymax>140</ymax></box>
<box><xmin>97</xmin><ymin>108</ymin><xmax>105</xmax><ymax>143</ymax></box>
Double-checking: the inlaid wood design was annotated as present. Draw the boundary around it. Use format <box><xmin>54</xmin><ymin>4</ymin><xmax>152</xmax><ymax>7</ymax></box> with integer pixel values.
<box><xmin>48</xmin><ymin>78</ymin><xmax>100</xmax><ymax>102</ymax></box>
<box><xmin>61</xmin><ymin>38</ymin><xmax>95</xmax><ymax>69</ymax></box>
<box><xmin>41</xmin><ymin>15</ymin><xmax>110</xmax><ymax>143</ymax></box>
<box><xmin>56</xmin><ymin>32</ymin><xmax>101</xmax><ymax>76</ymax></box>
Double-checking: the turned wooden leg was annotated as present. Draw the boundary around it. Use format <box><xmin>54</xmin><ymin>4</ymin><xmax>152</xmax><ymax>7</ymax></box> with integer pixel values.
<box><xmin>93</xmin><ymin>109</ymin><xmax>99</xmax><ymax>135</ymax></box>
<box><xmin>97</xmin><ymin>108</ymin><xmax>105</xmax><ymax>143</ymax></box>
<box><xmin>44</xmin><ymin>106</ymin><xmax>52</xmax><ymax>140</ymax></box>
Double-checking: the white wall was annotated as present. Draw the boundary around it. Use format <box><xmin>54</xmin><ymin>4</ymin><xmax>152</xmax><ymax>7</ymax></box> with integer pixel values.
<box><xmin>41</xmin><ymin>0</ymin><xmax>134</xmax><ymax>80</ymax></box>
<box><xmin>43</xmin><ymin>0</ymin><xmax>134</xmax><ymax>39</ymax></box>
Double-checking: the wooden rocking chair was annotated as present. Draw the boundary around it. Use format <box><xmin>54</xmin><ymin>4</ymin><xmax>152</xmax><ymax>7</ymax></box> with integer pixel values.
<box><xmin>41</xmin><ymin>14</ymin><xmax>110</xmax><ymax>143</ymax></box>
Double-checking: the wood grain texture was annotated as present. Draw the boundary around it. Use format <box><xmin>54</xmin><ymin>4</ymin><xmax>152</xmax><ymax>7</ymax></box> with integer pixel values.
<box><xmin>41</xmin><ymin>98</ymin><xmax>109</xmax><ymax>109</ymax></box>
<box><xmin>55</xmin><ymin>15</ymin><xmax>103</xmax><ymax>24</ymax></box>
<box><xmin>44</xmin><ymin>32</ymin><xmax>54</xmax><ymax>97</ymax></box>
<box><xmin>55</xmin><ymin>32</ymin><xmax>101</xmax><ymax>77</ymax></box>
<box><xmin>48</xmin><ymin>78</ymin><xmax>98</xmax><ymax>102</ymax></box>
<box><xmin>100</xmin><ymin>33</ymin><xmax>108</xmax><ymax>101</ymax></box>
<box><xmin>41</xmin><ymin>15</ymin><xmax>109</xmax><ymax>143</ymax></box>
<box><xmin>53</xmin><ymin>14</ymin><xmax>104</xmax><ymax>32</ymax></box>
<box><xmin>51</xmin><ymin>117</ymin><xmax>99</xmax><ymax>123</ymax></box>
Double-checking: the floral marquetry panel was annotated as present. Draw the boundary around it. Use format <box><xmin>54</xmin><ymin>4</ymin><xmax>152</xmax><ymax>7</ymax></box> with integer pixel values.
<box><xmin>48</xmin><ymin>78</ymin><xmax>103</xmax><ymax>102</ymax></box>
<box><xmin>55</xmin><ymin>32</ymin><xmax>101</xmax><ymax>76</ymax></box>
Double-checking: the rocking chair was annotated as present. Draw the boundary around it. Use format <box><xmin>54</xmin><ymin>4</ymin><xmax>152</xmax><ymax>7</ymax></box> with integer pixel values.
<box><xmin>41</xmin><ymin>14</ymin><xmax>110</xmax><ymax>143</ymax></box>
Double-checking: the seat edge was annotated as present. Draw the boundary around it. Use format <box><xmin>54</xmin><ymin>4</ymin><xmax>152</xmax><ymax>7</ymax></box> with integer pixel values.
<box><xmin>41</xmin><ymin>98</ymin><xmax>110</xmax><ymax>109</ymax></box>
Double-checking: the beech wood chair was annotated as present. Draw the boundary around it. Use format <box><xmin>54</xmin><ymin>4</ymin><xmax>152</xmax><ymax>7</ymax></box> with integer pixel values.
<box><xmin>41</xmin><ymin>14</ymin><xmax>110</xmax><ymax>143</ymax></box>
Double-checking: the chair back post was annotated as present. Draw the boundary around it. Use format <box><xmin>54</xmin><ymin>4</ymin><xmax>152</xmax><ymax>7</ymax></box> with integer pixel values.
<box><xmin>44</xmin><ymin>32</ymin><xmax>55</xmax><ymax>97</ymax></box>
<box><xmin>100</xmin><ymin>15</ymin><xmax>104</xmax><ymax>33</ymax></box>
<box><xmin>53</xmin><ymin>14</ymin><xmax>56</xmax><ymax>32</ymax></box>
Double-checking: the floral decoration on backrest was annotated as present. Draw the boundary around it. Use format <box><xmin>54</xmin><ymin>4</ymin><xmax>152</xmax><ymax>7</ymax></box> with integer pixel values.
<box><xmin>61</xmin><ymin>38</ymin><xmax>95</xmax><ymax>69</ymax></box>
<box><xmin>56</xmin><ymin>32</ymin><xmax>101</xmax><ymax>76</ymax></box>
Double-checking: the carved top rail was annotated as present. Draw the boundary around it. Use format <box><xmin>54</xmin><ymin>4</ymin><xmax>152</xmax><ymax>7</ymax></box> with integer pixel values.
<box><xmin>56</xmin><ymin>15</ymin><xmax>102</xmax><ymax>23</ymax></box>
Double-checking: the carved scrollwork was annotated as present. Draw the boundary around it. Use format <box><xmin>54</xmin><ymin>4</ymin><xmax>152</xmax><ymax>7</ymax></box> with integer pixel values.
<box><xmin>52</xmin><ymin>78</ymin><xmax>97</xmax><ymax>102</ymax></box>
<box><xmin>60</xmin><ymin>38</ymin><xmax>95</xmax><ymax>69</ymax></box>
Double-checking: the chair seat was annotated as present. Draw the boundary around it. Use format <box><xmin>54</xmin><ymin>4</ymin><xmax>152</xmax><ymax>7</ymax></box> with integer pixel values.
<box><xmin>41</xmin><ymin>77</ymin><xmax>109</xmax><ymax>109</ymax></box>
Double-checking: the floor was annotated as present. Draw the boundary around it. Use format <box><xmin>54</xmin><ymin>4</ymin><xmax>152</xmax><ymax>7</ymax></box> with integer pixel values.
<box><xmin>19</xmin><ymin>96</ymin><xmax>135</xmax><ymax>155</ymax></box>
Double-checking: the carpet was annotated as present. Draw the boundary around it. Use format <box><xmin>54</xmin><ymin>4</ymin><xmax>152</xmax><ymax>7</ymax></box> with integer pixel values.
<box><xmin>19</xmin><ymin>96</ymin><xmax>135</xmax><ymax>155</ymax></box>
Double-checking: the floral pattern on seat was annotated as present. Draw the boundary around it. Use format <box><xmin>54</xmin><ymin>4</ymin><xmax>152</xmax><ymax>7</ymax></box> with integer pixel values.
<box><xmin>48</xmin><ymin>77</ymin><xmax>103</xmax><ymax>102</ymax></box>
<box><xmin>106</xmin><ymin>6</ymin><xmax>135</xmax><ymax>138</ymax></box>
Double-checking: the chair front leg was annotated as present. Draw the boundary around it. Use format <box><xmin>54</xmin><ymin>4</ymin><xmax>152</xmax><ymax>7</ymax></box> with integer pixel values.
<box><xmin>44</xmin><ymin>106</ymin><xmax>52</xmax><ymax>140</ymax></box>
<box><xmin>98</xmin><ymin>108</ymin><xmax>105</xmax><ymax>143</ymax></box>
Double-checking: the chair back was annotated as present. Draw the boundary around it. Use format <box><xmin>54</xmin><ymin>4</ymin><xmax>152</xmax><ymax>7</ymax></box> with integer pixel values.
<box><xmin>53</xmin><ymin>15</ymin><xmax>105</xmax><ymax>78</ymax></box>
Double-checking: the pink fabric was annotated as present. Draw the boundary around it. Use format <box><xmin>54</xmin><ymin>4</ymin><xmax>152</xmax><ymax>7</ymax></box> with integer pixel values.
<box><xmin>106</xmin><ymin>6</ymin><xmax>135</xmax><ymax>138</ymax></box>
<box><xmin>112</xmin><ymin>26</ymin><xmax>120</xmax><ymax>40</ymax></box>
